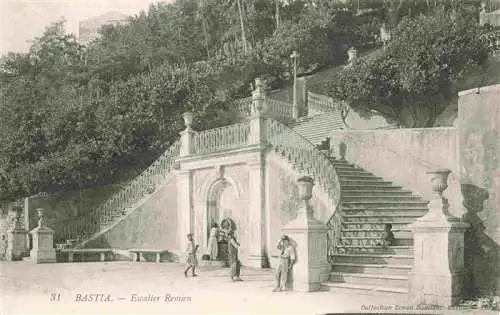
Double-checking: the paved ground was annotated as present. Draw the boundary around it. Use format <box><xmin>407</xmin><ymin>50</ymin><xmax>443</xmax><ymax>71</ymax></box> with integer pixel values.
<box><xmin>0</xmin><ymin>261</ymin><xmax>493</xmax><ymax>314</ymax></box>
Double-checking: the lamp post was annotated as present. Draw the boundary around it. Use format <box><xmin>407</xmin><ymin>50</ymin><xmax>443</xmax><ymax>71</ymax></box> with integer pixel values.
<box><xmin>290</xmin><ymin>50</ymin><xmax>300</xmax><ymax>120</ymax></box>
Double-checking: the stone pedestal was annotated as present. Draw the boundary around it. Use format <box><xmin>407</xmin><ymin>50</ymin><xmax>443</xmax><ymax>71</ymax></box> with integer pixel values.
<box><xmin>6</xmin><ymin>206</ymin><xmax>27</xmax><ymax>261</ymax></box>
<box><xmin>180</xmin><ymin>112</ymin><xmax>195</xmax><ymax>157</ymax></box>
<box><xmin>29</xmin><ymin>208</ymin><xmax>56</xmax><ymax>263</ymax></box>
<box><xmin>408</xmin><ymin>169</ymin><xmax>469</xmax><ymax>307</ymax></box>
<box><xmin>282</xmin><ymin>177</ymin><xmax>329</xmax><ymax>292</ymax></box>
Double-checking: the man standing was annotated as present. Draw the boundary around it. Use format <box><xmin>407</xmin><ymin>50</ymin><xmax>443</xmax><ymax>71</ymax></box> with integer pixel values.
<box><xmin>273</xmin><ymin>235</ymin><xmax>295</xmax><ymax>292</ymax></box>
<box><xmin>227</xmin><ymin>230</ymin><xmax>243</xmax><ymax>281</ymax></box>
<box><xmin>184</xmin><ymin>233</ymin><xmax>199</xmax><ymax>277</ymax></box>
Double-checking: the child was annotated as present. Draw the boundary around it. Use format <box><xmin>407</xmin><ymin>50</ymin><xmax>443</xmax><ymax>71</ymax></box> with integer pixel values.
<box><xmin>378</xmin><ymin>224</ymin><xmax>396</xmax><ymax>248</ymax></box>
<box><xmin>184</xmin><ymin>233</ymin><xmax>199</xmax><ymax>277</ymax></box>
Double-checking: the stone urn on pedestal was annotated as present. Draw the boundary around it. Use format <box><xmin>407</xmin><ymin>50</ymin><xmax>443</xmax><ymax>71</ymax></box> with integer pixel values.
<box><xmin>408</xmin><ymin>169</ymin><xmax>469</xmax><ymax>307</ymax></box>
<box><xmin>281</xmin><ymin>176</ymin><xmax>329</xmax><ymax>292</ymax></box>
<box><xmin>6</xmin><ymin>204</ymin><xmax>27</xmax><ymax>261</ymax></box>
<box><xmin>29</xmin><ymin>208</ymin><xmax>56</xmax><ymax>263</ymax></box>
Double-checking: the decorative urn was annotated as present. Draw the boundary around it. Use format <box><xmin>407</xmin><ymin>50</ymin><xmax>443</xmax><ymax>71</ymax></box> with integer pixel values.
<box><xmin>36</xmin><ymin>208</ymin><xmax>45</xmax><ymax>228</ymax></box>
<box><xmin>182</xmin><ymin>112</ymin><xmax>193</xmax><ymax>129</ymax></box>
<box><xmin>427</xmin><ymin>168</ymin><xmax>452</xmax><ymax>197</ymax></box>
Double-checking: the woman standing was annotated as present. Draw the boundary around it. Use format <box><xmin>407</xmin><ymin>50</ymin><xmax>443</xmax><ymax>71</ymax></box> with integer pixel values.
<box><xmin>208</xmin><ymin>223</ymin><xmax>219</xmax><ymax>260</ymax></box>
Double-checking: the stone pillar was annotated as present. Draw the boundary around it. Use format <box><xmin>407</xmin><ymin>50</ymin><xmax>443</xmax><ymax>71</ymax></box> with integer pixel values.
<box><xmin>249</xmin><ymin>78</ymin><xmax>266</xmax><ymax>145</ymax></box>
<box><xmin>177</xmin><ymin>169</ymin><xmax>193</xmax><ymax>252</ymax></box>
<box><xmin>29</xmin><ymin>208</ymin><xmax>56</xmax><ymax>263</ymax></box>
<box><xmin>6</xmin><ymin>204</ymin><xmax>27</xmax><ymax>261</ymax></box>
<box><xmin>180</xmin><ymin>111</ymin><xmax>195</xmax><ymax>157</ymax></box>
<box><xmin>246</xmin><ymin>157</ymin><xmax>267</xmax><ymax>268</ymax></box>
<box><xmin>282</xmin><ymin>176</ymin><xmax>329</xmax><ymax>292</ymax></box>
<box><xmin>408</xmin><ymin>169</ymin><xmax>469</xmax><ymax>307</ymax></box>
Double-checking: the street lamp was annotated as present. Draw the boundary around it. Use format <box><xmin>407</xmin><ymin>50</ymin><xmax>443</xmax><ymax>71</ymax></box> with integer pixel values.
<box><xmin>290</xmin><ymin>50</ymin><xmax>300</xmax><ymax>120</ymax></box>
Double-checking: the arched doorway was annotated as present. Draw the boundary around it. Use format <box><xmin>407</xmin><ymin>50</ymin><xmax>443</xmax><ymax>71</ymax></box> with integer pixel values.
<box><xmin>207</xmin><ymin>180</ymin><xmax>238</xmax><ymax>244</ymax></box>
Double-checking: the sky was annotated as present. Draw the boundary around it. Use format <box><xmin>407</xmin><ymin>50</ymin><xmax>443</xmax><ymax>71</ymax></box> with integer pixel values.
<box><xmin>0</xmin><ymin>0</ymin><xmax>175</xmax><ymax>55</ymax></box>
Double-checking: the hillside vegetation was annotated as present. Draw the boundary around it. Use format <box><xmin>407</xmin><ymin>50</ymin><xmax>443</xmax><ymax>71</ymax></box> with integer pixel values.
<box><xmin>0</xmin><ymin>0</ymin><xmax>497</xmax><ymax>202</ymax></box>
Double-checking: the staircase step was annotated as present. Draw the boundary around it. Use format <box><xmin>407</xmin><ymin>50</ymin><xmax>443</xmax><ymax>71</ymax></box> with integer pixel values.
<box><xmin>332</xmin><ymin>262</ymin><xmax>412</xmax><ymax>275</ymax></box>
<box><xmin>332</xmin><ymin>253</ymin><xmax>413</xmax><ymax>265</ymax></box>
<box><xmin>341</xmin><ymin>190</ymin><xmax>413</xmax><ymax>197</ymax></box>
<box><xmin>338</xmin><ymin>174</ymin><xmax>381</xmax><ymax>180</ymax></box>
<box><xmin>335</xmin><ymin>172</ymin><xmax>375</xmax><ymax>177</ymax></box>
<box><xmin>339</xmin><ymin>179</ymin><xmax>394</xmax><ymax>186</ymax></box>
<box><xmin>342</xmin><ymin>208</ymin><xmax>427</xmax><ymax>217</ymax></box>
<box><xmin>340</xmin><ymin>237</ymin><xmax>413</xmax><ymax>246</ymax></box>
<box><xmin>336</xmin><ymin>245</ymin><xmax>413</xmax><ymax>255</ymax></box>
<box><xmin>329</xmin><ymin>272</ymin><xmax>409</xmax><ymax>288</ymax></box>
<box><xmin>322</xmin><ymin>282</ymin><xmax>408</xmax><ymax>297</ymax></box>
<box><xmin>342</xmin><ymin>195</ymin><xmax>423</xmax><ymax>202</ymax></box>
<box><xmin>341</xmin><ymin>230</ymin><xmax>412</xmax><ymax>239</ymax></box>
<box><xmin>342</xmin><ymin>222</ymin><xmax>416</xmax><ymax>231</ymax></box>
<box><xmin>341</xmin><ymin>185</ymin><xmax>403</xmax><ymax>191</ymax></box>
<box><xmin>342</xmin><ymin>201</ymin><xmax>428</xmax><ymax>208</ymax></box>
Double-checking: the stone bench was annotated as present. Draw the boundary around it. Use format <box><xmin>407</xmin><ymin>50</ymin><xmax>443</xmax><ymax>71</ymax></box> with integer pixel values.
<box><xmin>60</xmin><ymin>248</ymin><xmax>114</xmax><ymax>262</ymax></box>
<box><xmin>129</xmin><ymin>249</ymin><xmax>169</xmax><ymax>263</ymax></box>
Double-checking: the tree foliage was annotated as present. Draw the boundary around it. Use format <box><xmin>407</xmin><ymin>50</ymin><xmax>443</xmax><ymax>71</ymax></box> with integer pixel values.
<box><xmin>2</xmin><ymin>0</ymin><xmax>483</xmax><ymax>201</ymax></box>
<box><xmin>322</xmin><ymin>6</ymin><xmax>496</xmax><ymax>128</ymax></box>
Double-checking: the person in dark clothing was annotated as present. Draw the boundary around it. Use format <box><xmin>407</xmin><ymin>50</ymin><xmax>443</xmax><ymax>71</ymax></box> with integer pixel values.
<box><xmin>227</xmin><ymin>230</ymin><xmax>242</xmax><ymax>281</ymax></box>
<box><xmin>378</xmin><ymin>223</ymin><xmax>396</xmax><ymax>248</ymax></box>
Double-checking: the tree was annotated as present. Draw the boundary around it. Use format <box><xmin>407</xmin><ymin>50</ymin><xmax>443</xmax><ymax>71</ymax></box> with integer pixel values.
<box><xmin>323</xmin><ymin>6</ymin><xmax>494</xmax><ymax>127</ymax></box>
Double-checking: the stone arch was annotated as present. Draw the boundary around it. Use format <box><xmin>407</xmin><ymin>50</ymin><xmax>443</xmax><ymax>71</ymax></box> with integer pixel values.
<box><xmin>204</xmin><ymin>176</ymin><xmax>241</xmax><ymax>246</ymax></box>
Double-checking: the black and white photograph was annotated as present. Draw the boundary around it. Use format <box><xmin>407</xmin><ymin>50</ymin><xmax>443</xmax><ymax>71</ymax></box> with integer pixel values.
<box><xmin>0</xmin><ymin>0</ymin><xmax>499</xmax><ymax>314</ymax></box>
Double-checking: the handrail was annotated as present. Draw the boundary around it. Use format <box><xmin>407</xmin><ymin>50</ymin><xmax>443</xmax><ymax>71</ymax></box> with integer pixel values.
<box><xmin>193</xmin><ymin>122</ymin><xmax>250</xmax><ymax>154</ymax></box>
<box><xmin>63</xmin><ymin>140</ymin><xmax>181</xmax><ymax>246</ymax></box>
<box><xmin>266</xmin><ymin>98</ymin><xmax>293</xmax><ymax>120</ymax></box>
<box><xmin>234</xmin><ymin>96</ymin><xmax>294</xmax><ymax>121</ymax></box>
<box><xmin>308</xmin><ymin>91</ymin><xmax>345</xmax><ymax>116</ymax></box>
<box><xmin>264</xmin><ymin>118</ymin><xmax>343</xmax><ymax>256</ymax></box>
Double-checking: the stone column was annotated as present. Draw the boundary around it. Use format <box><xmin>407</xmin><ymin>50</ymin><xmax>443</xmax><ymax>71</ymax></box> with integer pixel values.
<box><xmin>6</xmin><ymin>204</ymin><xmax>27</xmax><ymax>261</ymax></box>
<box><xmin>177</xmin><ymin>169</ymin><xmax>193</xmax><ymax>252</ymax></box>
<box><xmin>408</xmin><ymin>169</ymin><xmax>469</xmax><ymax>307</ymax></box>
<box><xmin>29</xmin><ymin>208</ymin><xmax>56</xmax><ymax>263</ymax></box>
<box><xmin>249</xmin><ymin>78</ymin><xmax>266</xmax><ymax>145</ymax></box>
<box><xmin>246</xmin><ymin>157</ymin><xmax>267</xmax><ymax>268</ymax></box>
<box><xmin>282</xmin><ymin>176</ymin><xmax>329</xmax><ymax>292</ymax></box>
<box><xmin>180</xmin><ymin>111</ymin><xmax>195</xmax><ymax>157</ymax></box>
<box><xmin>245</xmin><ymin>77</ymin><xmax>268</xmax><ymax>268</ymax></box>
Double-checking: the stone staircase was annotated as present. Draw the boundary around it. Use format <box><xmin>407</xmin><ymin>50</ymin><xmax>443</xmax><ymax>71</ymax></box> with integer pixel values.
<box><xmin>322</xmin><ymin>158</ymin><xmax>429</xmax><ymax>297</ymax></box>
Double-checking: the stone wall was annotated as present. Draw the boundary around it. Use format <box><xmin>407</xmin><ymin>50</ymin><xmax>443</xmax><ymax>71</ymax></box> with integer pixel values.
<box><xmin>85</xmin><ymin>175</ymin><xmax>178</xmax><ymax>251</ymax></box>
<box><xmin>265</xmin><ymin>152</ymin><xmax>334</xmax><ymax>268</ymax></box>
<box><xmin>330</xmin><ymin>127</ymin><xmax>462</xmax><ymax>217</ymax></box>
<box><xmin>458</xmin><ymin>84</ymin><xmax>500</xmax><ymax>296</ymax></box>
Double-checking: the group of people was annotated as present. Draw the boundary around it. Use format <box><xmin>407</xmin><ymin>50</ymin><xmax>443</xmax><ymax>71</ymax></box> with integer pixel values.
<box><xmin>184</xmin><ymin>223</ymin><xmax>296</xmax><ymax>292</ymax></box>
<box><xmin>184</xmin><ymin>223</ymin><xmax>243</xmax><ymax>281</ymax></box>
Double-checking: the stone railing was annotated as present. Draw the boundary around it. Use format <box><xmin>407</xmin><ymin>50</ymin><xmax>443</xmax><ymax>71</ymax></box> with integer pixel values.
<box><xmin>62</xmin><ymin>141</ymin><xmax>181</xmax><ymax>247</ymax></box>
<box><xmin>235</xmin><ymin>96</ymin><xmax>253</xmax><ymax>117</ymax></box>
<box><xmin>234</xmin><ymin>96</ymin><xmax>293</xmax><ymax>121</ymax></box>
<box><xmin>307</xmin><ymin>91</ymin><xmax>345</xmax><ymax>117</ymax></box>
<box><xmin>264</xmin><ymin>118</ymin><xmax>343</xmax><ymax>256</ymax></box>
<box><xmin>193</xmin><ymin>122</ymin><xmax>250</xmax><ymax>155</ymax></box>
<box><xmin>266</xmin><ymin>98</ymin><xmax>294</xmax><ymax>120</ymax></box>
